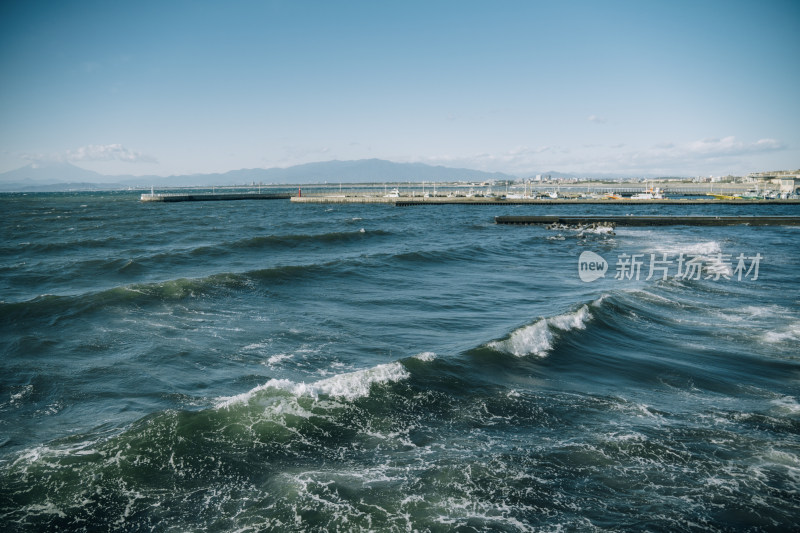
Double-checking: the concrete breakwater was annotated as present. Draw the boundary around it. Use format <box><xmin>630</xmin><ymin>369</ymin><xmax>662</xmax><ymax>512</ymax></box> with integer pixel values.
<box><xmin>495</xmin><ymin>215</ymin><xmax>800</xmax><ymax>226</ymax></box>
<box><xmin>141</xmin><ymin>192</ymin><xmax>291</xmax><ymax>202</ymax></box>
<box><xmin>290</xmin><ymin>195</ymin><xmax>397</xmax><ymax>204</ymax></box>
<box><xmin>290</xmin><ymin>195</ymin><xmax>800</xmax><ymax>205</ymax></box>
<box><xmin>140</xmin><ymin>192</ymin><xmax>800</xmax><ymax>205</ymax></box>
<box><xmin>397</xmin><ymin>198</ymin><xmax>800</xmax><ymax>206</ymax></box>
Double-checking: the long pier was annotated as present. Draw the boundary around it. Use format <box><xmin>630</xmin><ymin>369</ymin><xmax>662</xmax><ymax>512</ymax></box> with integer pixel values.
<box><xmin>291</xmin><ymin>196</ymin><xmax>397</xmax><ymax>204</ymax></box>
<box><xmin>495</xmin><ymin>215</ymin><xmax>800</xmax><ymax>226</ymax></box>
<box><xmin>140</xmin><ymin>192</ymin><xmax>800</xmax><ymax>206</ymax></box>
<box><xmin>141</xmin><ymin>192</ymin><xmax>291</xmax><ymax>202</ymax></box>
<box><xmin>289</xmin><ymin>195</ymin><xmax>800</xmax><ymax>205</ymax></box>
<box><xmin>395</xmin><ymin>198</ymin><xmax>800</xmax><ymax>206</ymax></box>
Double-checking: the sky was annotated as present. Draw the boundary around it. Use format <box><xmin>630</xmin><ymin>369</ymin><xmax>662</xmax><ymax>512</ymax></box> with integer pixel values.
<box><xmin>1</xmin><ymin>0</ymin><xmax>798</xmax><ymax>178</ymax></box>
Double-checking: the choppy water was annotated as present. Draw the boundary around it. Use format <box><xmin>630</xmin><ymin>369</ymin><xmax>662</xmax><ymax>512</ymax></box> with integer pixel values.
<box><xmin>1</xmin><ymin>192</ymin><xmax>799</xmax><ymax>531</ymax></box>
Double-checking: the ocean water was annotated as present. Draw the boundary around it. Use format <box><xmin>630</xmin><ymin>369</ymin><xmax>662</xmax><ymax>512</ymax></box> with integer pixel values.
<box><xmin>1</xmin><ymin>192</ymin><xmax>798</xmax><ymax>532</ymax></box>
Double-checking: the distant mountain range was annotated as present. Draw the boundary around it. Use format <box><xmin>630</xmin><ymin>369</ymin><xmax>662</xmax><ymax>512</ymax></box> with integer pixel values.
<box><xmin>0</xmin><ymin>159</ymin><xmax>527</xmax><ymax>191</ymax></box>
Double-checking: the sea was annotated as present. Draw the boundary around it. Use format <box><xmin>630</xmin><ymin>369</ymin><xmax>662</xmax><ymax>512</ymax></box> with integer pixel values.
<box><xmin>1</xmin><ymin>191</ymin><xmax>798</xmax><ymax>532</ymax></box>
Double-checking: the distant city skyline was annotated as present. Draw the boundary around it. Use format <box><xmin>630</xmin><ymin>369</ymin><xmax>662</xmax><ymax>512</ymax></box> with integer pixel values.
<box><xmin>2</xmin><ymin>0</ymin><xmax>798</xmax><ymax>178</ymax></box>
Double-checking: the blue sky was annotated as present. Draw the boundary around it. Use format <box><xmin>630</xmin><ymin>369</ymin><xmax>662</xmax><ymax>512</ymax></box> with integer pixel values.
<box><xmin>1</xmin><ymin>0</ymin><xmax>798</xmax><ymax>177</ymax></box>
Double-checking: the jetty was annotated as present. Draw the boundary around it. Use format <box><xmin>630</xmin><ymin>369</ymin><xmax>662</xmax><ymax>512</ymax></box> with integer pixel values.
<box><xmin>141</xmin><ymin>192</ymin><xmax>291</xmax><ymax>202</ymax></box>
<box><xmin>495</xmin><ymin>215</ymin><xmax>800</xmax><ymax>226</ymax></box>
<box><xmin>289</xmin><ymin>196</ymin><xmax>800</xmax><ymax>206</ymax></box>
<box><xmin>396</xmin><ymin>198</ymin><xmax>800</xmax><ymax>206</ymax></box>
<box><xmin>139</xmin><ymin>192</ymin><xmax>800</xmax><ymax>205</ymax></box>
<box><xmin>291</xmin><ymin>196</ymin><xmax>397</xmax><ymax>204</ymax></box>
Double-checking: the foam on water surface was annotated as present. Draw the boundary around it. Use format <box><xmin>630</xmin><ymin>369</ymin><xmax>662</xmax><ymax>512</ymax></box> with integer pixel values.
<box><xmin>489</xmin><ymin>305</ymin><xmax>592</xmax><ymax>357</ymax></box>
<box><xmin>216</xmin><ymin>361</ymin><xmax>411</xmax><ymax>407</ymax></box>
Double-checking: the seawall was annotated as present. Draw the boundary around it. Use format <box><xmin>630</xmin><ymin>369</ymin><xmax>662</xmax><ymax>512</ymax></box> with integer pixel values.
<box><xmin>495</xmin><ymin>215</ymin><xmax>800</xmax><ymax>226</ymax></box>
<box><xmin>289</xmin><ymin>196</ymin><xmax>800</xmax><ymax>206</ymax></box>
<box><xmin>141</xmin><ymin>193</ymin><xmax>291</xmax><ymax>202</ymax></box>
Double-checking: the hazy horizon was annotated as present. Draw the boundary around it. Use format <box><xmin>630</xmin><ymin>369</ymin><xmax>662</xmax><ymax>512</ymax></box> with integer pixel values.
<box><xmin>6</xmin><ymin>157</ymin><xmax>779</xmax><ymax>189</ymax></box>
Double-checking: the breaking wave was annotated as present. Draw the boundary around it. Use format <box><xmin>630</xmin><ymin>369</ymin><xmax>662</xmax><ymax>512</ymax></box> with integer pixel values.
<box><xmin>217</xmin><ymin>361</ymin><xmax>411</xmax><ymax>407</ymax></box>
<box><xmin>488</xmin><ymin>304</ymin><xmax>594</xmax><ymax>357</ymax></box>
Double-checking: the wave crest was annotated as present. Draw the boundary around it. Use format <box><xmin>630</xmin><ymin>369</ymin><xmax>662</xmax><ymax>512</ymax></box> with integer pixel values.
<box><xmin>217</xmin><ymin>362</ymin><xmax>410</xmax><ymax>407</ymax></box>
<box><xmin>488</xmin><ymin>305</ymin><xmax>593</xmax><ymax>357</ymax></box>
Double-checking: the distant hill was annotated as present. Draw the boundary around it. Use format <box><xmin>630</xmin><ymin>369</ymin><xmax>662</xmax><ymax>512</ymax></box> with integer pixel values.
<box><xmin>247</xmin><ymin>159</ymin><xmax>517</xmax><ymax>184</ymax></box>
<box><xmin>0</xmin><ymin>159</ymin><xmax>519</xmax><ymax>191</ymax></box>
<box><xmin>0</xmin><ymin>161</ymin><xmax>110</xmax><ymax>190</ymax></box>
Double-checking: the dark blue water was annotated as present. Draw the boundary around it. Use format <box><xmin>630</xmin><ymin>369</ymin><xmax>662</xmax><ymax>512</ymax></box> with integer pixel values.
<box><xmin>1</xmin><ymin>192</ymin><xmax>799</xmax><ymax>531</ymax></box>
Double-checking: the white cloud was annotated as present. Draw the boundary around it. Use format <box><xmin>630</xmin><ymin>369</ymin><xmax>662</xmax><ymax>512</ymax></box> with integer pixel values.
<box><xmin>66</xmin><ymin>144</ymin><xmax>157</xmax><ymax>163</ymax></box>
<box><xmin>591</xmin><ymin>136</ymin><xmax>788</xmax><ymax>175</ymax></box>
<box><xmin>422</xmin><ymin>145</ymin><xmax>572</xmax><ymax>175</ymax></box>
<box><xmin>587</xmin><ymin>115</ymin><xmax>607</xmax><ymax>124</ymax></box>
<box><xmin>419</xmin><ymin>136</ymin><xmax>788</xmax><ymax>177</ymax></box>
<box><xmin>612</xmin><ymin>136</ymin><xmax>784</xmax><ymax>171</ymax></box>
<box><xmin>680</xmin><ymin>136</ymin><xmax>784</xmax><ymax>157</ymax></box>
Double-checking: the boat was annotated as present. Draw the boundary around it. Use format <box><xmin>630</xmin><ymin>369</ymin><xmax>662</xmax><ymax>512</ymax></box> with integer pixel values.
<box><xmin>384</xmin><ymin>187</ymin><xmax>400</xmax><ymax>198</ymax></box>
<box><xmin>630</xmin><ymin>181</ymin><xmax>664</xmax><ymax>200</ymax></box>
<box><xmin>738</xmin><ymin>183</ymin><xmax>762</xmax><ymax>200</ymax></box>
<box><xmin>706</xmin><ymin>193</ymin><xmax>741</xmax><ymax>200</ymax></box>
<box><xmin>631</xmin><ymin>187</ymin><xmax>664</xmax><ymax>200</ymax></box>
<box><xmin>506</xmin><ymin>182</ymin><xmax>530</xmax><ymax>199</ymax></box>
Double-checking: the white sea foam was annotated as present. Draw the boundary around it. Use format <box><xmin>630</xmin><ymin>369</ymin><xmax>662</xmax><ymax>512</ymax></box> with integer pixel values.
<box><xmin>491</xmin><ymin>319</ymin><xmax>552</xmax><ymax>357</ymax></box>
<box><xmin>266</xmin><ymin>352</ymin><xmax>293</xmax><ymax>366</ymax></box>
<box><xmin>579</xmin><ymin>225</ymin><xmax>615</xmax><ymax>236</ymax></box>
<box><xmin>673</xmin><ymin>241</ymin><xmax>723</xmax><ymax>257</ymax></box>
<box><xmin>216</xmin><ymin>361</ymin><xmax>410</xmax><ymax>408</ymax></box>
<box><xmin>10</xmin><ymin>384</ymin><xmax>33</xmax><ymax>405</ymax></box>
<box><xmin>770</xmin><ymin>396</ymin><xmax>800</xmax><ymax>416</ymax></box>
<box><xmin>740</xmin><ymin>305</ymin><xmax>777</xmax><ymax>318</ymax></box>
<box><xmin>413</xmin><ymin>351</ymin><xmax>436</xmax><ymax>362</ymax></box>
<box><xmin>20</xmin><ymin>502</ymin><xmax>67</xmax><ymax>519</ymax></box>
<box><xmin>651</xmin><ymin>240</ymin><xmax>734</xmax><ymax>278</ymax></box>
<box><xmin>549</xmin><ymin>305</ymin><xmax>592</xmax><ymax>330</ymax></box>
<box><xmin>12</xmin><ymin>440</ymin><xmax>101</xmax><ymax>469</ymax></box>
<box><xmin>762</xmin><ymin>321</ymin><xmax>800</xmax><ymax>344</ymax></box>
<box><xmin>682</xmin><ymin>242</ymin><xmax>729</xmax><ymax>273</ymax></box>
<box><xmin>243</xmin><ymin>342</ymin><xmax>269</xmax><ymax>351</ymax></box>
<box><xmin>490</xmin><ymin>305</ymin><xmax>592</xmax><ymax>357</ymax></box>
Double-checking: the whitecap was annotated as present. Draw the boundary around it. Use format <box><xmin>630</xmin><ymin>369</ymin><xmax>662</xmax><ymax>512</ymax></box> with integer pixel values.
<box><xmin>650</xmin><ymin>240</ymin><xmax>734</xmax><ymax>278</ymax></box>
<box><xmin>672</xmin><ymin>241</ymin><xmax>723</xmax><ymax>257</ymax></box>
<box><xmin>266</xmin><ymin>352</ymin><xmax>293</xmax><ymax>366</ymax></box>
<box><xmin>770</xmin><ymin>396</ymin><xmax>800</xmax><ymax>416</ymax></box>
<box><xmin>762</xmin><ymin>321</ymin><xmax>800</xmax><ymax>344</ymax></box>
<box><xmin>489</xmin><ymin>305</ymin><xmax>592</xmax><ymax>357</ymax></box>
<box><xmin>216</xmin><ymin>361</ymin><xmax>410</xmax><ymax>408</ymax></box>
<box><xmin>243</xmin><ymin>342</ymin><xmax>269</xmax><ymax>351</ymax></box>
<box><xmin>10</xmin><ymin>384</ymin><xmax>33</xmax><ymax>405</ymax></box>
<box><xmin>413</xmin><ymin>351</ymin><xmax>436</xmax><ymax>362</ymax></box>
<box><xmin>578</xmin><ymin>225</ymin><xmax>615</xmax><ymax>236</ymax></box>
